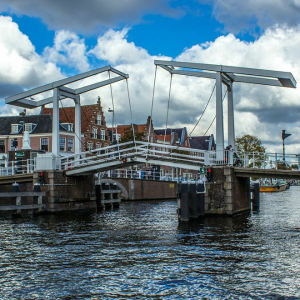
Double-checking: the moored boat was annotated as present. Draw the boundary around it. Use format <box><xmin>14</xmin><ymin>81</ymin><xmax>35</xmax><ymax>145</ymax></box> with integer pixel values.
<box><xmin>259</xmin><ymin>183</ymin><xmax>287</xmax><ymax>192</ymax></box>
<box><xmin>259</xmin><ymin>179</ymin><xmax>290</xmax><ymax>192</ymax></box>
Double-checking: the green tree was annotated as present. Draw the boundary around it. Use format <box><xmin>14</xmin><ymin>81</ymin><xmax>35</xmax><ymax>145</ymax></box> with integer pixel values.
<box><xmin>235</xmin><ymin>135</ymin><xmax>267</xmax><ymax>168</ymax></box>
<box><xmin>120</xmin><ymin>126</ymin><xmax>145</xmax><ymax>143</ymax></box>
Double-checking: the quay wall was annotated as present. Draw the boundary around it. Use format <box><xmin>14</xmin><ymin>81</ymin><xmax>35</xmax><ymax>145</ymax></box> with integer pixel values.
<box><xmin>32</xmin><ymin>171</ymin><xmax>96</xmax><ymax>212</ymax></box>
<box><xmin>0</xmin><ymin>166</ymin><xmax>250</xmax><ymax>215</ymax></box>
<box><xmin>105</xmin><ymin>178</ymin><xmax>177</xmax><ymax>200</ymax></box>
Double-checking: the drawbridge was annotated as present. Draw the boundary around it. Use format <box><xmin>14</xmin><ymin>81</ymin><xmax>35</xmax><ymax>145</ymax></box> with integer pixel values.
<box><xmin>61</xmin><ymin>141</ymin><xmax>212</xmax><ymax>176</ymax></box>
<box><xmin>2</xmin><ymin>60</ymin><xmax>298</xmax><ymax>180</ymax></box>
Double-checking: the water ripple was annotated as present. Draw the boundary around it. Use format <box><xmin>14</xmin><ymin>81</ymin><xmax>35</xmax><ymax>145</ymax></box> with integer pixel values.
<box><xmin>0</xmin><ymin>190</ymin><xmax>300</xmax><ymax>299</ymax></box>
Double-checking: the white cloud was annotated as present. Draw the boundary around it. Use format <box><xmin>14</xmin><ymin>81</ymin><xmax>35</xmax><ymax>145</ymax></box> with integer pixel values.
<box><xmin>89</xmin><ymin>27</ymin><xmax>300</xmax><ymax>153</ymax></box>
<box><xmin>1</xmin><ymin>19</ymin><xmax>300</xmax><ymax>154</ymax></box>
<box><xmin>43</xmin><ymin>30</ymin><xmax>90</xmax><ymax>72</ymax></box>
<box><xmin>199</xmin><ymin>0</ymin><xmax>300</xmax><ymax>33</ymax></box>
<box><xmin>0</xmin><ymin>16</ymin><xmax>62</xmax><ymax>102</ymax></box>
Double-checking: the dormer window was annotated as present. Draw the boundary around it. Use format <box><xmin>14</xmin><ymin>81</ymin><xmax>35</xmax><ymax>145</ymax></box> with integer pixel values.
<box><xmin>11</xmin><ymin>124</ymin><xmax>21</xmax><ymax>134</ymax></box>
<box><xmin>24</xmin><ymin>123</ymin><xmax>33</xmax><ymax>132</ymax></box>
<box><xmin>61</xmin><ymin>123</ymin><xmax>73</xmax><ymax>132</ymax></box>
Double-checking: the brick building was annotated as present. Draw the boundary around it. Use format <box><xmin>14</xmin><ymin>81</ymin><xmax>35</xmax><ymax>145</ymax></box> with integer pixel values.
<box><xmin>41</xmin><ymin>97</ymin><xmax>110</xmax><ymax>152</ymax></box>
<box><xmin>108</xmin><ymin>116</ymin><xmax>156</xmax><ymax>143</ymax></box>
<box><xmin>0</xmin><ymin>97</ymin><xmax>110</xmax><ymax>161</ymax></box>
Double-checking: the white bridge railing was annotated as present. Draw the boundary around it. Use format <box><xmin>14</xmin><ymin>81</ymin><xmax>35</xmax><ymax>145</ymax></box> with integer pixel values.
<box><xmin>0</xmin><ymin>142</ymin><xmax>299</xmax><ymax>177</ymax></box>
<box><xmin>60</xmin><ymin>141</ymin><xmax>211</xmax><ymax>171</ymax></box>
<box><xmin>0</xmin><ymin>159</ymin><xmax>35</xmax><ymax>177</ymax></box>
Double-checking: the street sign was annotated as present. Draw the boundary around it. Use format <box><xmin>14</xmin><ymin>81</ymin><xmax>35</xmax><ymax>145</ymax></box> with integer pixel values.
<box><xmin>15</xmin><ymin>152</ymin><xmax>24</xmax><ymax>157</ymax></box>
<box><xmin>199</xmin><ymin>167</ymin><xmax>207</xmax><ymax>174</ymax></box>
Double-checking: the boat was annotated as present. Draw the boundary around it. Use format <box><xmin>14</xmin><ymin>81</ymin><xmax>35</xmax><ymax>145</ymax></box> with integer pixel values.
<box><xmin>259</xmin><ymin>179</ymin><xmax>290</xmax><ymax>192</ymax></box>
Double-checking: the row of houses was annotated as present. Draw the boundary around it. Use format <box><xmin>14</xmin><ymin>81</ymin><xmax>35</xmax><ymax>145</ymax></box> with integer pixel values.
<box><xmin>0</xmin><ymin>97</ymin><xmax>215</xmax><ymax>160</ymax></box>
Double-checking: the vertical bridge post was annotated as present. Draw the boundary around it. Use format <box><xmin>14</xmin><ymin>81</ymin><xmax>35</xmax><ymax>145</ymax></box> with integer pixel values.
<box><xmin>215</xmin><ymin>72</ymin><xmax>224</xmax><ymax>162</ymax></box>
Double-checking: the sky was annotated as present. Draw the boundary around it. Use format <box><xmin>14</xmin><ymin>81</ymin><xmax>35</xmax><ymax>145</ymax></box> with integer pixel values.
<box><xmin>0</xmin><ymin>0</ymin><xmax>300</xmax><ymax>153</ymax></box>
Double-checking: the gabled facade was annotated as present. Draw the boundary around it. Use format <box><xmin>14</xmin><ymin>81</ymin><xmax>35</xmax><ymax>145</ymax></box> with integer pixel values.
<box><xmin>41</xmin><ymin>97</ymin><xmax>110</xmax><ymax>152</ymax></box>
<box><xmin>108</xmin><ymin>116</ymin><xmax>156</xmax><ymax>143</ymax></box>
<box><xmin>0</xmin><ymin>97</ymin><xmax>110</xmax><ymax>160</ymax></box>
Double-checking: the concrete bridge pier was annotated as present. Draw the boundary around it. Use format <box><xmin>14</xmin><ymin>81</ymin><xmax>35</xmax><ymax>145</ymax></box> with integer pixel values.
<box><xmin>204</xmin><ymin>166</ymin><xmax>251</xmax><ymax>215</ymax></box>
<box><xmin>178</xmin><ymin>166</ymin><xmax>251</xmax><ymax>221</ymax></box>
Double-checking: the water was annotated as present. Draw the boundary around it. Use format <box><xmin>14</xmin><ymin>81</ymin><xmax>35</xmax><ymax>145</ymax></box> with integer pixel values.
<box><xmin>1</xmin><ymin>188</ymin><xmax>300</xmax><ymax>299</ymax></box>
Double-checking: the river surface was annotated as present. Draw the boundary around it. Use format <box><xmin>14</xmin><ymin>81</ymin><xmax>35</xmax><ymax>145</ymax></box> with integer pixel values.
<box><xmin>1</xmin><ymin>187</ymin><xmax>300</xmax><ymax>299</ymax></box>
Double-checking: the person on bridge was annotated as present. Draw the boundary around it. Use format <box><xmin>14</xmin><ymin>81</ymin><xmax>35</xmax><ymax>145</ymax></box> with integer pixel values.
<box><xmin>225</xmin><ymin>145</ymin><xmax>232</xmax><ymax>164</ymax></box>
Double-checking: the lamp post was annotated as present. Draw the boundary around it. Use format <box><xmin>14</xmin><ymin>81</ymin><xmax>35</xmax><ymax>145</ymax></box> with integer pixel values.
<box><xmin>282</xmin><ymin>130</ymin><xmax>291</xmax><ymax>169</ymax></box>
<box><xmin>108</xmin><ymin>108</ymin><xmax>114</xmax><ymax>144</ymax></box>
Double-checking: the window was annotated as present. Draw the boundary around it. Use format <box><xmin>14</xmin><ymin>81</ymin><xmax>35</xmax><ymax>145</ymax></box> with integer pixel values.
<box><xmin>11</xmin><ymin>124</ymin><xmax>20</xmax><ymax>134</ymax></box>
<box><xmin>92</xmin><ymin>128</ymin><xmax>98</xmax><ymax>138</ymax></box>
<box><xmin>87</xmin><ymin>142</ymin><xmax>93</xmax><ymax>151</ymax></box>
<box><xmin>41</xmin><ymin>138</ymin><xmax>49</xmax><ymax>151</ymax></box>
<box><xmin>96</xmin><ymin>114</ymin><xmax>102</xmax><ymax>125</ymax></box>
<box><xmin>60</xmin><ymin>138</ymin><xmax>66</xmax><ymax>151</ymax></box>
<box><xmin>68</xmin><ymin>138</ymin><xmax>74</xmax><ymax>152</ymax></box>
<box><xmin>96</xmin><ymin>143</ymin><xmax>101</xmax><ymax>154</ymax></box>
<box><xmin>61</xmin><ymin>123</ymin><xmax>73</xmax><ymax>132</ymax></box>
<box><xmin>25</xmin><ymin>123</ymin><xmax>33</xmax><ymax>132</ymax></box>
<box><xmin>0</xmin><ymin>140</ymin><xmax>5</xmax><ymax>153</ymax></box>
<box><xmin>10</xmin><ymin>139</ymin><xmax>18</xmax><ymax>150</ymax></box>
<box><xmin>101</xmin><ymin>130</ymin><xmax>105</xmax><ymax>140</ymax></box>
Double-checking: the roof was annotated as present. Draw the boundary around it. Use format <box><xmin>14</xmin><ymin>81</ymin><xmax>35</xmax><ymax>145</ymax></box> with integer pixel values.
<box><xmin>0</xmin><ymin>114</ymin><xmax>65</xmax><ymax>135</ymax></box>
<box><xmin>154</xmin><ymin>128</ymin><xmax>184</xmax><ymax>136</ymax></box>
<box><xmin>108</xmin><ymin>124</ymin><xmax>146</xmax><ymax>138</ymax></box>
<box><xmin>189</xmin><ymin>136</ymin><xmax>212</xmax><ymax>151</ymax></box>
<box><xmin>41</xmin><ymin>104</ymin><xmax>100</xmax><ymax>133</ymax></box>
<box><xmin>156</xmin><ymin>135</ymin><xmax>172</xmax><ymax>142</ymax></box>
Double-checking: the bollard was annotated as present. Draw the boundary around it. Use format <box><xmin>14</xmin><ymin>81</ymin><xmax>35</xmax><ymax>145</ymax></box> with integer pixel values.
<box><xmin>12</xmin><ymin>182</ymin><xmax>19</xmax><ymax>192</ymax></box>
<box><xmin>178</xmin><ymin>183</ymin><xmax>189</xmax><ymax>222</ymax></box>
<box><xmin>252</xmin><ymin>183</ymin><xmax>260</xmax><ymax>212</ymax></box>
<box><xmin>95</xmin><ymin>184</ymin><xmax>103</xmax><ymax>211</ymax></box>
<box><xmin>196</xmin><ymin>183</ymin><xmax>205</xmax><ymax>217</ymax></box>
<box><xmin>33</xmin><ymin>183</ymin><xmax>41</xmax><ymax>205</ymax></box>
<box><xmin>11</xmin><ymin>182</ymin><xmax>19</xmax><ymax>205</ymax></box>
<box><xmin>12</xmin><ymin>182</ymin><xmax>21</xmax><ymax>216</ymax></box>
<box><xmin>189</xmin><ymin>184</ymin><xmax>198</xmax><ymax>218</ymax></box>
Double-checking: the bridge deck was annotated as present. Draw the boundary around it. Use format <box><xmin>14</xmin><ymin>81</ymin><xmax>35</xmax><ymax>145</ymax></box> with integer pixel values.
<box><xmin>234</xmin><ymin>167</ymin><xmax>300</xmax><ymax>179</ymax></box>
<box><xmin>0</xmin><ymin>174</ymin><xmax>33</xmax><ymax>185</ymax></box>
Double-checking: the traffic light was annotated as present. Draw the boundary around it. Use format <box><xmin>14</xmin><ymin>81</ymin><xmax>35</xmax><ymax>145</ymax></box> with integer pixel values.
<box><xmin>122</xmin><ymin>157</ymin><xmax>127</xmax><ymax>163</ymax></box>
<box><xmin>38</xmin><ymin>172</ymin><xmax>45</xmax><ymax>184</ymax></box>
<box><xmin>12</xmin><ymin>139</ymin><xmax>18</xmax><ymax>148</ymax></box>
<box><xmin>207</xmin><ymin>168</ymin><xmax>212</xmax><ymax>182</ymax></box>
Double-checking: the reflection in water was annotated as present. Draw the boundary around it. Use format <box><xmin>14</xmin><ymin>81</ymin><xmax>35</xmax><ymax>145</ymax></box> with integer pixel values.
<box><xmin>0</xmin><ymin>189</ymin><xmax>300</xmax><ymax>299</ymax></box>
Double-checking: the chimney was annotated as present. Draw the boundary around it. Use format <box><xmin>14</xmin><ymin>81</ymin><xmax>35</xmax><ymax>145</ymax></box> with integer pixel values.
<box><xmin>19</xmin><ymin>109</ymin><xmax>26</xmax><ymax>117</ymax></box>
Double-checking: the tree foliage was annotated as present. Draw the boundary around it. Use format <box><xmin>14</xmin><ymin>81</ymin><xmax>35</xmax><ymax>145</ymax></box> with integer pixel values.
<box><xmin>235</xmin><ymin>135</ymin><xmax>267</xmax><ymax>168</ymax></box>
<box><xmin>120</xmin><ymin>126</ymin><xmax>145</xmax><ymax>143</ymax></box>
